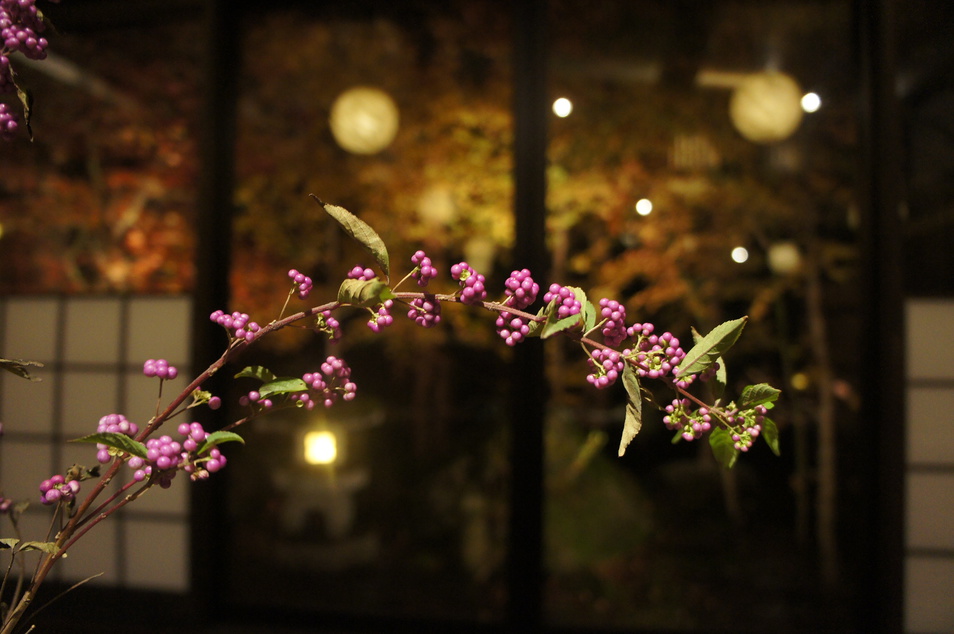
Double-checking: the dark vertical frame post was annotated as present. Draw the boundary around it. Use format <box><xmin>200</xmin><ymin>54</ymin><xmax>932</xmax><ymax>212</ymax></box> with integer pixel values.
<box><xmin>191</xmin><ymin>0</ymin><xmax>240</xmax><ymax>617</ymax></box>
<box><xmin>509</xmin><ymin>0</ymin><xmax>549</xmax><ymax>628</ymax></box>
<box><xmin>857</xmin><ymin>0</ymin><xmax>904</xmax><ymax>631</ymax></box>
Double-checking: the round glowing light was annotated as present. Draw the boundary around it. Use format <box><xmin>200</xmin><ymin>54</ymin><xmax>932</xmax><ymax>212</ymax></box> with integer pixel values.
<box><xmin>329</xmin><ymin>86</ymin><xmax>399</xmax><ymax>155</ymax></box>
<box><xmin>635</xmin><ymin>198</ymin><xmax>653</xmax><ymax>216</ymax></box>
<box><xmin>801</xmin><ymin>92</ymin><xmax>821</xmax><ymax>113</ymax></box>
<box><xmin>791</xmin><ymin>372</ymin><xmax>810</xmax><ymax>391</ymax></box>
<box><xmin>729</xmin><ymin>71</ymin><xmax>804</xmax><ymax>144</ymax></box>
<box><xmin>768</xmin><ymin>241</ymin><xmax>802</xmax><ymax>275</ymax></box>
<box><xmin>304</xmin><ymin>430</ymin><xmax>338</xmax><ymax>465</ymax></box>
<box><xmin>552</xmin><ymin>97</ymin><xmax>573</xmax><ymax>117</ymax></box>
<box><xmin>731</xmin><ymin>246</ymin><xmax>749</xmax><ymax>263</ymax></box>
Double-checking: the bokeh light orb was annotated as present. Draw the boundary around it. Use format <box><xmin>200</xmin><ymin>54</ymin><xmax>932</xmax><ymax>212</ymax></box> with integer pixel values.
<box><xmin>768</xmin><ymin>241</ymin><xmax>802</xmax><ymax>275</ymax></box>
<box><xmin>329</xmin><ymin>86</ymin><xmax>400</xmax><ymax>155</ymax></box>
<box><xmin>729</xmin><ymin>71</ymin><xmax>804</xmax><ymax>144</ymax></box>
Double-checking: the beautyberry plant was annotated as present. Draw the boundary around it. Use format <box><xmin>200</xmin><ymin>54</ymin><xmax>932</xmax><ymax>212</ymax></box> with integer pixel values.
<box><xmin>0</xmin><ymin>199</ymin><xmax>781</xmax><ymax>634</ymax></box>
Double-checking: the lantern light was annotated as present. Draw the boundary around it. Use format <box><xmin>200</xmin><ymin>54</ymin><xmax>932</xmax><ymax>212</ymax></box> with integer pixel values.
<box><xmin>729</xmin><ymin>71</ymin><xmax>804</xmax><ymax>144</ymax></box>
<box><xmin>329</xmin><ymin>86</ymin><xmax>399</xmax><ymax>155</ymax></box>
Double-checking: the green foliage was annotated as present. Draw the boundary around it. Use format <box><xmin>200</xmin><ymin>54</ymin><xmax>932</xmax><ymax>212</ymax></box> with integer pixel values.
<box><xmin>70</xmin><ymin>432</ymin><xmax>148</xmax><ymax>460</ymax></box>
<box><xmin>234</xmin><ymin>365</ymin><xmax>277</xmax><ymax>383</ymax></box>
<box><xmin>0</xmin><ymin>358</ymin><xmax>43</xmax><ymax>381</ymax></box>
<box><xmin>257</xmin><ymin>377</ymin><xmax>308</xmax><ymax>399</ymax></box>
<box><xmin>0</xmin><ymin>538</ymin><xmax>59</xmax><ymax>554</ymax></box>
<box><xmin>738</xmin><ymin>383</ymin><xmax>782</xmax><ymax>409</ymax></box>
<box><xmin>315</xmin><ymin>196</ymin><xmax>390</xmax><ymax>279</ymax></box>
<box><xmin>538</xmin><ymin>287</ymin><xmax>589</xmax><ymax>339</ymax></box>
<box><xmin>762</xmin><ymin>418</ymin><xmax>781</xmax><ymax>457</ymax></box>
<box><xmin>618</xmin><ymin>364</ymin><xmax>642</xmax><ymax>457</ymax></box>
<box><xmin>196</xmin><ymin>431</ymin><xmax>245</xmax><ymax>456</ymax></box>
<box><xmin>337</xmin><ymin>278</ymin><xmax>395</xmax><ymax>308</ymax></box>
<box><xmin>678</xmin><ymin>316</ymin><xmax>747</xmax><ymax>377</ymax></box>
<box><xmin>708</xmin><ymin>428</ymin><xmax>739</xmax><ymax>469</ymax></box>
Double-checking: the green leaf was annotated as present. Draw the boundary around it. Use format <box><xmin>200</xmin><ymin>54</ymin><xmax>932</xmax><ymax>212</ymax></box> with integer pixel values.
<box><xmin>582</xmin><ymin>298</ymin><xmax>597</xmax><ymax>334</ymax></box>
<box><xmin>234</xmin><ymin>365</ymin><xmax>277</xmax><ymax>383</ymax></box>
<box><xmin>691</xmin><ymin>327</ymin><xmax>726</xmax><ymax>400</ymax></box>
<box><xmin>761</xmin><ymin>417</ymin><xmax>781</xmax><ymax>456</ymax></box>
<box><xmin>708</xmin><ymin>428</ymin><xmax>739</xmax><ymax>469</ymax></box>
<box><xmin>258</xmin><ymin>377</ymin><xmax>308</xmax><ymax>399</ymax></box>
<box><xmin>337</xmin><ymin>278</ymin><xmax>394</xmax><ymax>308</ymax></box>
<box><xmin>0</xmin><ymin>538</ymin><xmax>19</xmax><ymax>550</ymax></box>
<box><xmin>738</xmin><ymin>383</ymin><xmax>782</xmax><ymax>409</ymax></box>
<box><xmin>14</xmin><ymin>72</ymin><xmax>33</xmax><ymax>141</ymax></box>
<box><xmin>0</xmin><ymin>357</ymin><xmax>44</xmax><ymax>381</ymax></box>
<box><xmin>539</xmin><ymin>287</ymin><xmax>587</xmax><ymax>339</ymax></box>
<box><xmin>677</xmin><ymin>316</ymin><xmax>747</xmax><ymax>377</ymax></box>
<box><xmin>314</xmin><ymin>196</ymin><xmax>390</xmax><ymax>279</ymax></box>
<box><xmin>196</xmin><ymin>430</ymin><xmax>245</xmax><ymax>456</ymax></box>
<box><xmin>70</xmin><ymin>432</ymin><xmax>148</xmax><ymax>459</ymax></box>
<box><xmin>617</xmin><ymin>364</ymin><xmax>643</xmax><ymax>457</ymax></box>
<box><xmin>18</xmin><ymin>541</ymin><xmax>59</xmax><ymax>554</ymax></box>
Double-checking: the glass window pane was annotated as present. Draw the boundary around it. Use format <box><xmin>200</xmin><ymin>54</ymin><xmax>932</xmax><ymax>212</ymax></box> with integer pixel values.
<box><xmin>546</xmin><ymin>1</ymin><xmax>863</xmax><ymax>630</ymax></box>
<box><xmin>225</xmin><ymin>3</ymin><xmax>513</xmax><ymax>622</ymax></box>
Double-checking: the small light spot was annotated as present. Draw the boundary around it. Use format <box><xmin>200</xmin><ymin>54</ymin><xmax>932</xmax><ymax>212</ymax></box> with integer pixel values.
<box><xmin>731</xmin><ymin>246</ymin><xmax>749</xmax><ymax>263</ymax></box>
<box><xmin>801</xmin><ymin>92</ymin><xmax>821</xmax><ymax>113</ymax></box>
<box><xmin>635</xmin><ymin>198</ymin><xmax>653</xmax><ymax>216</ymax></box>
<box><xmin>553</xmin><ymin>97</ymin><xmax>573</xmax><ymax>118</ymax></box>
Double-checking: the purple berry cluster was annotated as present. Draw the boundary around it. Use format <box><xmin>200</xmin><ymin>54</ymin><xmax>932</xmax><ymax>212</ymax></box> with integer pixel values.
<box><xmin>0</xmin><ymin>0</ymin><xmax>51</xmax><ymax>63</ymax></box>
<box><xmin>0</xmin><ymin>101</ymin><xmax>16</xmax><ymax>140</ymax></box>
<box><xmin>586</xmin><ymin>348</ymin><xmax>625</xmax><ymax>389</ymax></box>
<box><xmin>39</xmin><ymin>474</ymin><xmax>79</xmax><ymax>505</ymax></box>
<box><xmin>367</xmin><ymin>298</ymin><xmax>394</xmax><ymax>332</ymax></box>
<box><xmin>543</xmin><ymin>284</ymin><xmax>582</xmax><ymax>319</ymax></box>
<box><xmin>300</xmin><ymin>356</ymin><xmax>357</xmax><ymax>408</ymax></box>
<box><xmin>495</xmin><ymin>269</ymin><xmax>540</xmax><ymax>345</ymax></box>
<box><xmin>411</xmin><ymin>250</ymin><xmax>438</xmax><ymax>288</ymax></box>
<box><xmin>408</xmin><ymin>294</ymin><xmax>441</xmax><ymax>328</ymax></box>
<box><xmin>450</xmin><ymin>262</ymin><xmax>487</xmax><ymax>305</ymax></box>
<box><xmin>663</xmin><ymin>399</ymin><xmax>712</xmax><ymax>441</ymax></box>
<box><xmin>127</xmin><ymin>421</ymin><xmax>225</xmax><ymax>487</ymax></box>
<box><xmin>598</xmin><ymin>298</ymin><xmax>628</xmax><ymax>347</ymax></box>
<box><xmin>288</xmin><ymin>268</ymin><xmax>313</xmax><ymax>299</ymax></box>
<box><xmin>1</xmin><ymin>0</ymin><xmax>54</xmax><ymax>140</ymax></box>
<box><xmin>347</xmin><ymin>265</ymin><xmax>377</xmax><ymax>281</ymax></box>
<box><xmin>143</xmin><ymin>358</ymin><xmax>177</xmax><ymax>380</ymax></box>
<box><xmin>95</xmin><ymin>413</ymin><xmax>140</xmax><ymax>464</ymax></box>
<box><xmin>210</xmin><ymin>309</ymin><xmax>261</xmax><ymax>342</ymax></box>
<box><xmin>626</xmin><ymin>323</ymin><xmax>686</xmax><ymax>382</ymax></box>
<box><xmin>315</xmin><ymin>309</ymin><xmax>342</xmax><ymax>342</ymax></box>
<box><xmin>728</xmin><ymin>405</ymin><xmax>767</xmax><ymax>452</ymax></box>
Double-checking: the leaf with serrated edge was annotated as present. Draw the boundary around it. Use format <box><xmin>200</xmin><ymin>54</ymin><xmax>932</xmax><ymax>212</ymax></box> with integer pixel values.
<box><xmin>70</xmin><ymin>432</ymin><xmax>148</xmax><ymax>459</ymax></box>
<box><xmin>314</xmin><ymin>196</ymin><xmax>390</xmax><ymax>278</ymax></box>
<box><xmin>337</xmin><ymin>278</ymin><xmax>394</xmax><ymax>308</ymax></box>
<box><xmin>234</xmin><ymin>366</ymin><xmax>277</xmax><ymax>383</ymax></box>
<box><xmin>258</xmin><ymin>377</ymin><xmax>308</xmax><ymax>399</ymax></box>
<box><xmin>738</xmin><ymin>383</ymin><xmax>781</xmax><ymax>409</ymax></box>
<box><xmin>196</xmin><ymin>430</ymin><xmax>245</xmax><ymax>456</ymax></box>
<box><xmin>0</xmin><ymin>357</ymin><xmax>44</xmax><ymax>381</ymax></box>
<box><xmin>761</xmin><ymin>417</ymin><xmax>781</xmax><ymax>456</ymax></box>
<box><xmin>19</xmin><ymin>541</ymin><xmax>59</xmax><ymax>554</ymax></box>
<box><xmin>691</xmin><ymin>327</ymin><xmax>726</xmax><ymax>400</ymax></box>
<box><xmin>618</xmin><ymin>364</ymin><xmax>643</xmax><ymax>456</ymax></box>
<box><xmin>708</xmin><ymin>428</ymin><xmax>739</xmax><ymax>469</ymax></box>
<box><xmin>677</xmin><ymin>316</ymin><xmax>747</xmax><ymax>377</ymax></box>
